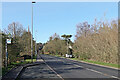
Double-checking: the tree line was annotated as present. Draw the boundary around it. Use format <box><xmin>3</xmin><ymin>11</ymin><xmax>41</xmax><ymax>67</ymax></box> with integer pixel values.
<box><xmin>1</xmin><ymin>18</ymin><xmax>118</xmax><ymax>67</ymax></box>
<box><xmin>1</xmin><ymin>22</ymin><xmax>36</xmax><ymax>67</ymax></box>
<box><xmin>43</xmin><ymin>19</ymin><xmax>118</xmax><ymax>64</ymax></box>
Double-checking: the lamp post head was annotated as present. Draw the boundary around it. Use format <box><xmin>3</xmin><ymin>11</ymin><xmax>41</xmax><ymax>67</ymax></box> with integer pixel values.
<box><xmin>32</xmin><ymin>1</ymin><xmax>36</xmax><ymax>3</ymax></box>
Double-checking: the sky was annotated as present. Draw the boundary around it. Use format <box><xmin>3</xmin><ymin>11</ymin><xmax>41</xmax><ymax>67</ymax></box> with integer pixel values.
<box><xmin>2</xmin><ymin>2</ymin><xmax>118</xmax><ymax>43</ymax></box>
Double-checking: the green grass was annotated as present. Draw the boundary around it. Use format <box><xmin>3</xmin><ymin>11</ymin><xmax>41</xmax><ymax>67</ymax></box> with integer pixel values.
<box><xmin>83</xmin><ymin>59</ymin><xmax>120</xmax><ymax>68</ymax></box>
<box><xmin>25</xmin><ymin>59</ymin><xmax>36</xmax><ymax>62</ymax></box>
<box><xmin>2</xmin><ymin>59</ymin><xmax>37</xmax><ymax>76</ymax></box>
<box><xmin>70</xmin><ymin>58</ymin><xmax>120</xmax><ymax>69</ymax></box>
<box><xmin>50</xmin><ymin>54</ymin><xmax>65</xmax><ymax>58</ymax></box>
<box><xmin>2</xmin><ymin>65</ymin><xmax>14</xmax><ymax>76</ymax></box>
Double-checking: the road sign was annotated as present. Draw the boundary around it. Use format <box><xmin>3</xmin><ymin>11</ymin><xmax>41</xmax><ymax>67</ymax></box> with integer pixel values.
<box><xmin>7</xmin><ymin>39</ymin><xmax>11</xmax><ymax>44</ymax></box>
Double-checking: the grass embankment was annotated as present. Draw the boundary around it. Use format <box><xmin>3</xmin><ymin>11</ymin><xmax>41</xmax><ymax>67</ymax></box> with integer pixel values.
<box><xmin>2</xmin><ymin>59</ymin><xmax>36</xmax><ymax>76</ymax></box>
<box><xmin>51</xmin><ymin>54</ymin><xmax>120</xmax><ymax>69</ymax></box>
<box><xmin>71</xmin><ymin>58</ymin><xmax>120</xmax><ymax>69</ymax></box>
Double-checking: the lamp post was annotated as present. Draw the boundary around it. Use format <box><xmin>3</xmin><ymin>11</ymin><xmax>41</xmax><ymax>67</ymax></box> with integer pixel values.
<box><xmin>31</xmin><ymin>1</ymin><xmax>36</xmax><ymax>62</ymax></box>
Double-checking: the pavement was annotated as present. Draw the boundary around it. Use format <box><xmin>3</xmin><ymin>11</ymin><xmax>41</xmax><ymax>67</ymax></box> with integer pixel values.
<box><xmin>1</xmin><ymin>54</ymin><xmax>44</xmax><ymax>80</ymax></box>
<box><xmin>2</xmin><ymin>66</ymin><xmax>23</xmax><ymax>80</ymax></box>
<box><xmin>18</xmin><ymin>54</ymin><xmax>61</xmax><ymax>80</ymax></box>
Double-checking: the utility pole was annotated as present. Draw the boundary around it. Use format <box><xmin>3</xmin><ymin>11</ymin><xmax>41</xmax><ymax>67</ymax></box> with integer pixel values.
<box><xmin>66</xmin><ymin>38</ymin><xmax>69</xmax><ymax>58</ymax></box>
<box><xmin>35</xmin><ymin>30</ymin><xmax>37</xmax><ymax>60</ymax></box>
<box><xmin>35</xmin><ymin>41</ymin><xmax>37</xmax><ymax>60</ymax></box>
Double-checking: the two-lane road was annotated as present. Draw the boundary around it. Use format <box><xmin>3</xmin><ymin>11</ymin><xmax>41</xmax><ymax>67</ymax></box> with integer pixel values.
<box><xmin>19</xmin><ymin>54</ymin><xmax>119</xmax><ymax>80</ymax></box>
<box><xmin>40</xmin><ymin>54</ymin><xmax>120</xmax><ymax>80</ymax></box>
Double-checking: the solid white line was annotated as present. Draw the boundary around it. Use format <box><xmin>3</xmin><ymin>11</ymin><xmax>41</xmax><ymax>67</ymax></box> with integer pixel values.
<box><xmin>86</xmin><ymin>68</ymin><xmax>103</xmax><ymax>74</ymax></box>
<box><xmin>71</xmin><ymin>63</ymin><xmax>120</xmax><ymax>79</ymax></box>
<box><xmin>86</xmin><ymin>68</ymin><xmax>120</xmax><ymax>79</ymax></box>
<box><xmin>43</xmin><ymin>61</ymin><xmax>64</xmax><ymax>80</ymax></box>
<box><xmin>111</xmin><ymin>76</ymin><xmax>120</xmax><ymax>79</ymax></box>
<box><xmin>74</xmin><ymin>64</ymin><xmax>84</xmax><ymax>68</ymax></box>
<box><xmin>62</xmin><ymin>60</ymin><xmax>120</xmax><ymax>79</ymax></box>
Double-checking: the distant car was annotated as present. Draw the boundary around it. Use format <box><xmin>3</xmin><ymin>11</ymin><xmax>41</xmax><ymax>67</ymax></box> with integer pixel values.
<box><xmin>66</xmin><ymin>54</ymin><xmax>73</xmax><ymax>58</ymax></box>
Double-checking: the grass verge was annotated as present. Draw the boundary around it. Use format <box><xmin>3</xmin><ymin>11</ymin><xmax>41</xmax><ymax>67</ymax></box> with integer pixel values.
<box><xmin>2</xmin><ymin>59</ymin><xmax>37</xmax><ymax>76</ymax></box>
<box><xmin>70</xmin><ymin>58</ymin><xmax>120</xmax><ymax>69</ymax></box>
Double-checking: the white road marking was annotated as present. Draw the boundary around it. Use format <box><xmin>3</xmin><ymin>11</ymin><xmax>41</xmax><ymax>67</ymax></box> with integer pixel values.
<box><xmin>86</xmin><ymin>68</ymin><xmax>103</xmax><ymax>74</ymax></box>
<box><xmin>72</xmin><ymin>64</ymin><xmax>120</xmax><ymax>79</ymax></box>
<box><xmin>42</xmin><ymin>56</ymin><xmax>120</xmax><ymax>79</ymax></box>
<box><xmin>86</xmin><ymin>68</ymin><xmax>120</xmax><ymax>79</ymax></box>
<box><xmin>74</xmin><ymin>64</ymin><xmax>84</xmax><ymax>68</ymax></box>
<box><xmin>36</xmin><ymin>59</ymin><xmax>43</xmax><ymax>62</ymax></box>
<box><xmin>43</xmin><ymin>61</ymin><xmax>64</xmax><ymax>80</ymax></box>
<box><xmin>111</xmin><ymin>76</ymin><xmax>120</xmax><ymax>79</ymax></box>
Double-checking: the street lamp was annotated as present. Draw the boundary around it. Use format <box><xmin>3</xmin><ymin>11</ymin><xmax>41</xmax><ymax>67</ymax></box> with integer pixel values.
<box><xmin>31</xmin><ymin>1</ymin><xmax>36</xmax><ymax>62</ymax></box>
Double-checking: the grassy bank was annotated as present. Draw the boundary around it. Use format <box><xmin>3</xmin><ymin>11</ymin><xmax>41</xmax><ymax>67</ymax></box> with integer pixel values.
<box><xmin>50</xmin><ymin>54</ymin><xmax>120</xmax><ymax>69</ymax></box>
<box><xmin>71</xmin><ymin>58</ymin><xmax>120</xmax><ymax>69</ymax></box>
<box><xmin>2</xmin><ymin>59</ymin><xmax>37</xmax><ymax>76</ymax></box>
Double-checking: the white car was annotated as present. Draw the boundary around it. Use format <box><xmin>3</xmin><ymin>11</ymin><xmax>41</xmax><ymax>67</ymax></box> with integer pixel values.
<box><xmin>66</xmin><ymin>54</ymin><xmax>73</xmax><ymax>58</ymax></box>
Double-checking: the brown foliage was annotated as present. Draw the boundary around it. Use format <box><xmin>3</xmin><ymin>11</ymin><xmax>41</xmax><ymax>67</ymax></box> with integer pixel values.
<box><xmin>73</xmin><ymin>19</ymin><xmax>118</xmax><ymax>64</ymax></box>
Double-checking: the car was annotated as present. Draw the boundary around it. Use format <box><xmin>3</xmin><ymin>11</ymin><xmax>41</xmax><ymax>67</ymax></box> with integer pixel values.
<box><xmin>66</xmin><ymin>54</ymin><xmax>73</xmax><ymax>58</ymax></box>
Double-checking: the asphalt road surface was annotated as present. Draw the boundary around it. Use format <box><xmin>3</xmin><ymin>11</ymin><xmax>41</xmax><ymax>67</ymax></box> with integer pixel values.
<box><xmin>19</xmin><ymin>54</ymin><xmax>120</xmax><ymax>80</ymax></box>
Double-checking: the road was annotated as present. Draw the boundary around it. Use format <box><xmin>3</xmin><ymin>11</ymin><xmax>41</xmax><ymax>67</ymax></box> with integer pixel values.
<box><xmin>19</xmin><ymin>54</ymin><xmax>120</xmax><ymax>80</ymax></box>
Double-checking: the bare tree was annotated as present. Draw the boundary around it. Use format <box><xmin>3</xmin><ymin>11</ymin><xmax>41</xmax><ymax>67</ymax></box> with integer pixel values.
<box><xmin>75</xmin><ymin>22</ymin><xmax>90</xmax><ymax>39</ymax></box>
<box><xmin>4</xmin><ymin>22</ymin><xmax>24</xmax><ymax>37</ymax></box>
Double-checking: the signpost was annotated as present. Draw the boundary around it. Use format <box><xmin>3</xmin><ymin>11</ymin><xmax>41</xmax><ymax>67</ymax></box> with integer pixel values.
<box><xmin>7</xmin><ymin>39</ymin><xmax>11</xmax><ymax>44</ymax></box>
<box><xmin>5</xmin><ymin>38</ymin><xmax>11</xmax><ymax>67</ymax></box>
